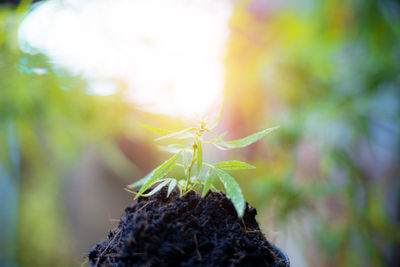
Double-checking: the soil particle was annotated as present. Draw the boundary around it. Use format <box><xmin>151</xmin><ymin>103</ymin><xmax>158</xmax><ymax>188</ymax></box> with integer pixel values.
<box><xmin>89</xmin><ymin>187</ymin><xmax>289</xmax><ymax>267</ymax></box>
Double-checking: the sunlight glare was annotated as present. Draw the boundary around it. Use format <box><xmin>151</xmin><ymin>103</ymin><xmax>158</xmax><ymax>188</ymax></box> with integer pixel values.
<box><xmin>19</xmin><ymin>0</ymin><xmax>232</xmax><ymax>118</ymax></box>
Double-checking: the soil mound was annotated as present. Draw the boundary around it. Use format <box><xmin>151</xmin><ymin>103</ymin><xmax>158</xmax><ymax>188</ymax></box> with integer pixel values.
<box><xmin>88</xmin><ymin>187</ymin><xmax>289</xmax><ymax>267</ymax></box>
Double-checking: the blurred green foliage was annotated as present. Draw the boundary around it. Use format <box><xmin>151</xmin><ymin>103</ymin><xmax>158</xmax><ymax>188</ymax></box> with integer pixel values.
<box><xmin>225</xmin><ymin>0</ymin><xmax>400</xmax><ymax>266</ymax></box>
<box><xmin>0</xmin><ymin>3</ymin><xmax>140</xmax><ymax>266</ymax></box>
<box><xmin>0</xmin><ymin>0</ymin><xmax>399</xmax><ymax>266</ymax></box>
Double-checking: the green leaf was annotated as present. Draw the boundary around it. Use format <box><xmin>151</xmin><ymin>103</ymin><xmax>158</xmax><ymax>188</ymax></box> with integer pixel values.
<box><xmin>214</xmin><ymin>168</ymin><xmax>245</xmax><ymax>217</ymax></box>
<box><xmin>215</xmin><ymin>132</ymin><xmax>228</xmax><ymax>141</ymax></box>
<box><xmin>212</xmin><ymin>143</ymin><xmax>228</xmax><ymax>151</ymax></box>
<box><xmin>214</xmin><ymin>160</ymin><xmax>256</xmax><ymax>170</ymax></box>
<box><xmin>205</xmin><ymin>129</ymin><xmax>227</xmax><ymax>143</ymax></box>
<box><xmin>207</xmin><ymin>102</ymin><xmax>224</xmax><ymax>129</ymax></box>
<box><xmin>167</xmin><ymin>178</ymin><xmax>177</xmax><ymax>197</ymax></box>
<box><xmin>205</xmin><ymin>131</ymin><xmax>228</xmax><ymax>144</ymax></box>
<box><xmin>141</xmin><ymin>179</ymin><xmax>170</xmax><ymax>197</ymax></box>
<box><xmin>196</xmin><ymin>139</ymin><xmax>203</xmax><ymax>176</ymax></box>
<box><xmin>136</xmin><ymin>151</ymin><xmax>181</xmax><ymax>198</ymax></box>
<box><xmin>221</xmin><ymin>126</ymin><xmax>279</xmax><ymax>149</ymax></box>
<box><xmin>141</xmin><ymin>124</ymin><xmax>173</xmax><ymax>135</ymax></box>
<box><xmin>160</xmin><ymin>144</ymin><xmax>192</xmax><ymax>153</ymax></box>
<box><xmin>155</xmin><ymin>127</ymin><xmax>196</xmax><ymax>141</ymax></box>
<box><xmin>169</xmin><ymin>144</ymin><xmax>191</xmax><ymax>150</ymax></box>
<box><xmin>202</xmin><ymin>168</ymin><xmax>213</xmax><ymax>197</ymax></box>
<box><xmin>128</xmin><ymin>172</ymin><xmax>151</xmax><ymax>188</ymax></box>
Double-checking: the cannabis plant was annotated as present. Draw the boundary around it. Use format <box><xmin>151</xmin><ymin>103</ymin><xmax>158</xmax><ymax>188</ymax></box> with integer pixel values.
<box><xmin>128</xmin><ymin>110</ymin><xmax>278</xmax><ymax>217</ymax></box>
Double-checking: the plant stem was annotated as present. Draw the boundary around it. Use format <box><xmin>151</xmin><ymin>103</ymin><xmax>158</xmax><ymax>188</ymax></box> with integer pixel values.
<box><xmin>185</xmin><ymin>142</ymin><xmax>197</xmax><ymax>191</ymax></box>
<box><xmin>184</xmin><ymin>122</ymin><xmax>206</xmax><ymax>192</ymax></box>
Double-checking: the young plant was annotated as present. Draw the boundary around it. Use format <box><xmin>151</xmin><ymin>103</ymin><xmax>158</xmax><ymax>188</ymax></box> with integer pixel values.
<box><xmin>128</xmin><ymin>110</ymin><xmax>278</xmax><ymax>217</ymax></box>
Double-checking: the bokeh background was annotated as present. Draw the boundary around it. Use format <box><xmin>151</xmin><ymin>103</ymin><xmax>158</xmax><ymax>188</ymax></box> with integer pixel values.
<box><xmin>1</xmin><ymin>0</ymin><xmax>400</xmax><ymax>266</ymax></box>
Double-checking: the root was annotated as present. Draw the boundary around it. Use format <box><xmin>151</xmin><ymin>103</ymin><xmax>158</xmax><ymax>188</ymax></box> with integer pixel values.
<box><xmin>194</xmin><ymin>234</ymin><xmax>202</xmax><ymax>261</ymax></box>
<box><xmin>137</xmin><ymin>200</ymin><xmax>156</xmax><ymax>212</ymax></box>
<box><xmin>95</xmin><ymin>228</ymin><xmax>122</xmax><ymax>266</ymax></box>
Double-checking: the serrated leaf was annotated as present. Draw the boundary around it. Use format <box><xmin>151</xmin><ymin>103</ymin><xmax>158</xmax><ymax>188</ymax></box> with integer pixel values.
<box><xmin>155</xmin><ymin>127</ymin><xmax>196</xmax><ymax>141</ymax></box>
<box><xmin>141</xmin><ymin>124</ymin><xmax>173</xmax><ymax>135</ymax></box>
<box><xmin>202</xmin><ymin>168</ymin><xmax>213</xmax><ymax>197</ymax></box>
<box><xmin>141</xmin><ymin>179</ymin><xmax>171</xmax><ymax>197</ymax></box>
<box><xmin>214</xmin><ymin>168</ymin><xmax>245</xmax><ymax>217</ymax></box>
<box><xmin>136</xmin><ymin>152</ymin><xmax>181</xmax><ymax>198</ymax></box>
<box><xmin>196</xmin><ymin>139</ymin><xmax>203</xmax><ymax>176</ymax></box>
<box><xmin>167</xmin><ymin>178</ymin><xmax>177</xmax><ymax>197</ymax></box>
<box><xmin>214</xmin><ymin>160</ymin><xmax>256</xmax><ymax>170</ymax></box>
<box><xmin>221</xmin><ymin>126</ymin><xmax>279</xmax><ymax>149</ymax></box>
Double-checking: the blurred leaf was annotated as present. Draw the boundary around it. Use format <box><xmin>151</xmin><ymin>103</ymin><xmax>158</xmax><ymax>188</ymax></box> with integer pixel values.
<box><xmin>160</xmin><ymin>144</ymin><xmax>192</xmax><ymax>153</ymax></box>
<box><xmin>207</xmin><ymin>102</ymin><xmax>224</xmax><ymax>129</ymax></box>
<box><xmin>212</xmin><ymin>143</ymin><xmax>229</xmax><ymax>150</ymax></box>
<box><xmin>221</xmin><ymin>126</ymin><xmax>280</xmax><ymax>149</ymax></box>
<box><xmin>155</xmin><ymin>127</ymin><xmax>196</xmax><ymax>141</ymax></box>
<box><xmin>141</xmin><ymin>124</ymin><xmax>173</xmax><ymax>135</ymax></box>
<box><xmin>214</xmin><ymin>160</ymin><xmax>255</xmax><ymax>170</ymax></box>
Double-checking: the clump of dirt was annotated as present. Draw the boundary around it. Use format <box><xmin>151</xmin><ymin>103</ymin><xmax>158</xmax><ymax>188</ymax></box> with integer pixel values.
<box><xmin>89</xmin><ymin>187</ymin><xmax>289</xmax><ymax>267</ymax></box>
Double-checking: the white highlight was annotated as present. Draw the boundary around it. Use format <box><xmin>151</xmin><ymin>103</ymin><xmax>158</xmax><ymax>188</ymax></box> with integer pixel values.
<box><xmin>19</xmin><ymin>0</ymin><xmax>232</xmax><ymax>117</ymax></box>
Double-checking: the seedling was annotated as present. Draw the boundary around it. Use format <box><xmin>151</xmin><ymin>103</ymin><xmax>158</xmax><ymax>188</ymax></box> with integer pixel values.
<box><xmin>128</xmin><ymin>108</ymin><xmax>278</xmax><ymax>217</ymax></box>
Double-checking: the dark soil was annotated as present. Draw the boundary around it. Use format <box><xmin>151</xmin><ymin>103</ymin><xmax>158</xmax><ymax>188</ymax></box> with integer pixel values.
<box><xmin>88</xmin><ymin>187</ymin><xmax>289</xmax><ymax>267</ymax></box>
